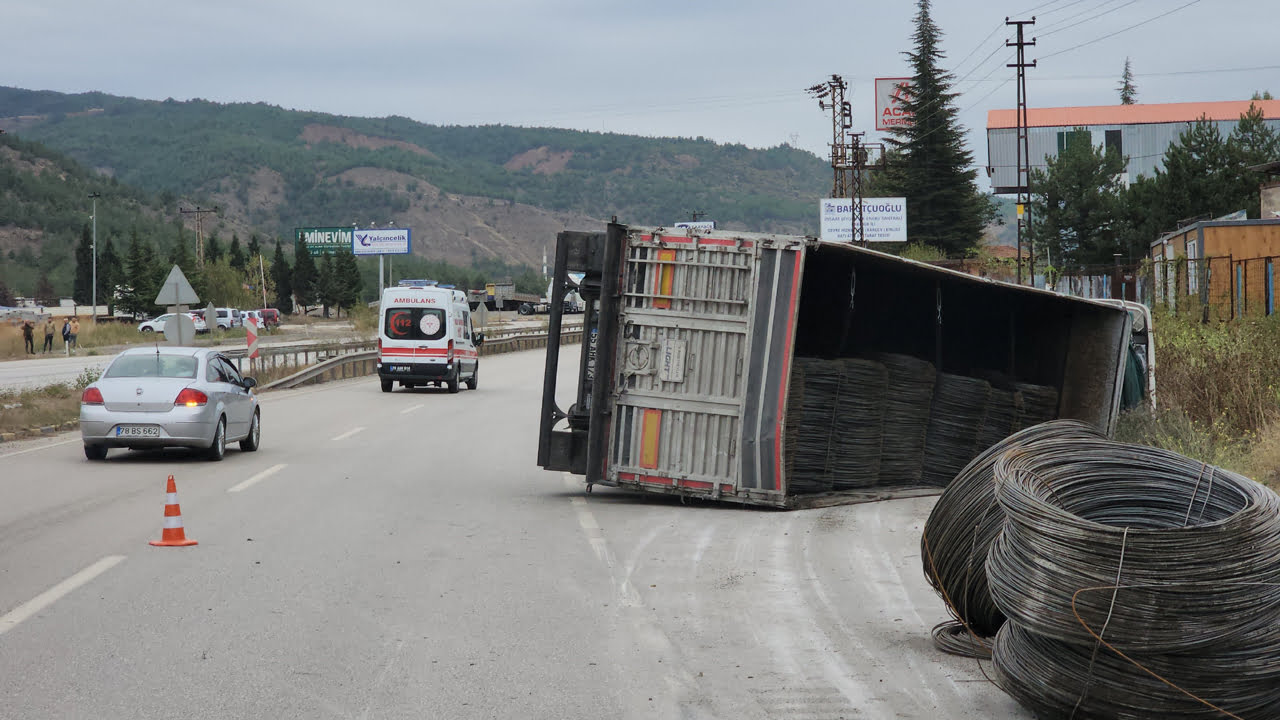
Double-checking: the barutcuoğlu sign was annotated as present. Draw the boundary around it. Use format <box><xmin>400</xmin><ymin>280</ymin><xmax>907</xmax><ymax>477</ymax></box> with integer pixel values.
<box><xmin>295</xmin><ymin>227</ymin><xmax>354</xmax><ymax>256</ymax></box>
<box><xmin>819</xmin><ymin>198</ymin><xmax>908</xmax><ymax>243</ymax></box>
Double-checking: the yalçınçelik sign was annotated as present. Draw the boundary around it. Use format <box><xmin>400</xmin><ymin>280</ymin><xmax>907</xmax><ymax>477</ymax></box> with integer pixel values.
<box><xmin>353</xmin><ymin>228</ymin><xmax>412</xmax><ymax>256</ymax></box>
<box><xmin>819</xmin><ymin>198</ymin><xmax>907</xmax><ymax>243</ymax></box>
<box><xmin>875</xmin><ymin>77</ymin><xmax>914</xmax><ymax>131</ymax></box>
<box><xmin>295</xmin><ymin>227</ymin><xmax>354</xmax><ymax>256</ymax></box>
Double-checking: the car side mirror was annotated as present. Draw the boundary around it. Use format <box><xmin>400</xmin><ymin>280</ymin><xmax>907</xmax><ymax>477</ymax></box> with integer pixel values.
<box><xmin>474</xmin><ymin>332</ymin><xmax>484</xmax><ymax>346</ymax></box>
<box><xmin>242</xmin><ymin>377</ymin><xmax>257</xmax><ymax>389</ymax></box>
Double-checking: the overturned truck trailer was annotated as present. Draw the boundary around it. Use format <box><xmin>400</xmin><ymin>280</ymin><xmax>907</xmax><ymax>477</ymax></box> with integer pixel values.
<box><xmin>537</xmin><ymin>223</ymin><xmax>1131</xmax><ymax>509</ymax></box>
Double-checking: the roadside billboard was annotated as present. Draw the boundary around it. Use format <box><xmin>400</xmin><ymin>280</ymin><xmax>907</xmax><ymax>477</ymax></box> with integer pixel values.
<box><xmin>353</xmin><ymin>227</ymin><xmax>412</xmax><ymax>256</ymax></box>
<box><xmin>875</xmin><ymin>77</ymin><xmax>914</xmax><ymax>131</ymax></box>
<box><xmin>819</xmin><ymin>198</ymin><xmax>907</xmax><ymax>243</ymax></box>
<box><xmin>295</xmin><ymin>227</ymin><xmax>354</xmax><ymax>256</ymax></box>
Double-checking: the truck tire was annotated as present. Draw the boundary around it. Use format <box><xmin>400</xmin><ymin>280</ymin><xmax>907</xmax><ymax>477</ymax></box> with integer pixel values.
<box><xmin>447</xmin><ymin>368</ymin><xmax>460</xmax><ymax>394</ymax></box>
<box><xmin>519</xmin><ymin>303</ymin><xmax>533</xmax><ymax>315</ymax></box>
<box><xmin>465</xmin><ymin>365</ymin><xmax>478</xmax><ymax>390</ymax></box>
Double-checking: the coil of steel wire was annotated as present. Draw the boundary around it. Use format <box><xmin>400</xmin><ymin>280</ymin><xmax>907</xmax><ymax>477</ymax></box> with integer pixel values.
<box><xmin>974</xmin><ymin>388</ymin><xmax>1020</xmax><ymax>456</ymax></box>
<box><xmin>987</xmin><ymin>438</ymin><xmax>1280</xmax><ymax>652</ymax></box>
<box><xmin>993</xmin><ymin>619</ymin><xmax>1280</xmax><ymax>719</ymax></box>
<box><xmin>921</xmin><ymin>420</ymin><xmax>1105</xmax><ymax>637</ymax></box>
<box><xmin>1012</xmin><ymin>382</ymin><xmax>1059</xmax><ymax>430</ymax></box>
<box><xmin>931</xmin><ymin>620</ymin><xmax>993</xmax><ymax>660</ymax></box>
<box><xmin>828</xmin><ymin>358</ymin><xmax>889</xmax><ymax>490</ymax></box>
<box><xmin>868</xmin><ymin>353</ymin><xmax>935</xmax><ymax>486</ymax></box>
<box><xmin>786</xmin><ymin>357</ymin><xmax>840</xmax><ymax>494</ymax></box>
<box><xmin>922</xmin><ymin>373</ymin><xmax>992</xmax><ymax>487</ymax></box>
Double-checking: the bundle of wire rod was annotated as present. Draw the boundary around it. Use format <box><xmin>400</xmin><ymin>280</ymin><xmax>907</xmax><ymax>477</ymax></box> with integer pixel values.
<box><xmin>828</xmin><ymin>358</ymin><xmax>888</xmax><ymax>490</ymax></box>
<box><xmin>1012</xmin><ymin>382</ymin><xmax>1059</xmax><ymax>430</ymax></box>
<box><xmin>992</xmin><ymin>618</ymin><xmax>1280</xmax><ymax>719</ymax></box>
<box><xmin>922</xmin><ymin>373</ymin><xmax>992</xmax><ymax>487</ymax></box>
<box><xmin>868</xmin><ymin>353</ymin><xmax>935</xmax><ymax>486</ymax></box>
<box><xmin>921</xmin><ymin>420</ymin><xmax>1105</xmax><ymax>639</ymax></box>
<box><xmin>930</xmin><ymin>620</ymin><xmax>992</xmax><ymax>660</ymax></box>
<box><xmin>987</xmin><ymin>438</ymin><xmax>1280</xmax><ymax>651</ymax></box>
<box><xmin>786</xmin><ymin>357</ymin><xmax>840</xmax><ymax>494</ymax></box>
<box><xmin>974</xmin><ymin>387</ymin><xmax>1020</xmax><ymax>456</ymax></box>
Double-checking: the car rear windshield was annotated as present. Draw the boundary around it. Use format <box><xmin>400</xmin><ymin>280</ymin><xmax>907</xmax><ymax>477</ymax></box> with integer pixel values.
<box><xmin>384</xmin><ymin>307</ymin><xmax>446</xmax><ymax>341</ymax></box>
<box><xmin>105</xmin><ymin>354</ymin><xmax>199</xmax><ymax>379</ymax></box>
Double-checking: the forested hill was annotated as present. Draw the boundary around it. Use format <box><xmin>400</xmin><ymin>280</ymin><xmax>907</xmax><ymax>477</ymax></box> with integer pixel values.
<box><xmin>0</xmin><ymin>86</ymin><xmax>830</xmax><ymax>270</ymax></box>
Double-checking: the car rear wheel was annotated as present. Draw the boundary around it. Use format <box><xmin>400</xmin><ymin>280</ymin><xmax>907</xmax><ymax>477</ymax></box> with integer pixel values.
<box><xmin>206</xmin><ymin>417</ymin><xmax>226</xmax><ymax>461</ymax></box>
<box><xmin>465</xmin><ymin>365</ymin><xmax>478</xmax><ymax>390</ymax></box>
<box><xmin>84</xmin><ymin>444</ymin><xmax>108</xmax><ymax>461</ymax></box>
<box><xmin>141</xmin><ymin>327</ymin><xmax>154</xmax><ymax>333</ymax></box>
<box><xmin>447</xmin><ymin>369</ymin><xmax>460</xmax><ymax>394</ymax></box>
<box><xmin>380</xmin><ymin>379</ymin><xmax>393</xmax><ymax>393</ymax></box>
<box><xmin>239</xmin><ymin>410</ymin><xmax>260</xmax><ymax>452</ymax></box>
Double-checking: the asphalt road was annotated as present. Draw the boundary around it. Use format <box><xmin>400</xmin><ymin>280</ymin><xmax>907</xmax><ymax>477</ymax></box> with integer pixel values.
<box><xmin>0</xmin><ymin>347</ymin><xmax>1028</xmax><ymax>719</ymax></box>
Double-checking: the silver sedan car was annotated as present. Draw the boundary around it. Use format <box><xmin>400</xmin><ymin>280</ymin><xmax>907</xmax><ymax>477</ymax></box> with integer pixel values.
<box><xmin>80</xmin><ymin>347</ymin><xmax>260</xmax><ymax>461</ymax></box>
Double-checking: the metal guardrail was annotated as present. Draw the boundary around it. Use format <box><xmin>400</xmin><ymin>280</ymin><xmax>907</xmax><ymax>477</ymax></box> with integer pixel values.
<box><xmin>260</xmin><ymin>328</ymin><xmax>583</xmax><ymax>391</ymax></box>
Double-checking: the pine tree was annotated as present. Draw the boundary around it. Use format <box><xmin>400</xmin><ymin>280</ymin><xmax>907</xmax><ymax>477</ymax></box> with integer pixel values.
<box><xmin>205</xmin><ymin>233</ymin><xmax>223</xmax><ymax>265</ymax></box>
<box><xmin>229</xmin><ymin>234</ymin><xmax>246</xmax><ymax>271</ymax></box>
<box><xmin>271</xmin><ymin>241</ymin><xmax>294</xmax><ymax>315</ymax></box>
<box><xmin>119</xmin><ymin>229</ymin><xmax>161</xmax><ymax>317</ymax></box>
<box><xmin>1027</xmin><ymin>130</ymin><xmax>1128</xmax><ymax>272</ymax></box>
<box><xmin>74</xmin><ymin>223</ymin><xmax>94</xmax><ymax>305</ymax></box>
<box><xmin>292</xmin><ymin>238</ymin><xmax>318</xmax><ymax>314</ymax></box>
<box><xmin>1159</xmin><ymin>117</ymin><xmax>1234</xmax><ymax>223</ymax></box>
<box><xmin>317</xmin><ymin>254</ymin><xmax>337</xmax><ymax>318</ymax></box>
<box><xmin>334</xmin><ymin>248</ymin><xmax>362</xmax><ymax>314</ymax></box>
<box><xmin>98</xmin><ymin>236</ymin><xmax>122</xmax><ymax>315</ymax></box>
<box><xmin>1118</xmin><ymin>58</ymin><xmax>1137</xmax><ymax>105</ymax></box>
<box><xmin>879</xmin><ymin>0</ymin><xmax>993</xmax><ymax>256</ymax></box>
<box><xmin>35</xmin><ymin>274</ymin><xmax>56</xmax><ymax>306</ymax></box>
<box><xmin>247</xmin><ymin>233</ymin><xmax>262</xmax><ymax>260</ymax></box>
<box><xmin>1227</xmin><ymin>102</ymin><xmax>1280</xmax><ymax>216</ymax></box>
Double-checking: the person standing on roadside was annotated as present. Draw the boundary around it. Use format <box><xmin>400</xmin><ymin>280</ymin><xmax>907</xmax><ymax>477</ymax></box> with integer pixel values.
<box><xmin>68</xmin><ymin>316</ymin><xmax>81</xmax><ymax>353</ymax></box>
<box><xmin>42</xmin><ymin>318</ymin><xmax>55</xmax><ymax>352</ymax></box>
<box><xmin>22</xmin><ymin>320</ymin><xmax>35</xmax><ymax>354</ymax></box>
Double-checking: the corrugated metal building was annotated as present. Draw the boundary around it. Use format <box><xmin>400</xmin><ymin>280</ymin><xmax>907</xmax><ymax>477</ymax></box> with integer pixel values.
<box><xmin>986</xmin><ymin>100</ymin><xmax>1280</xmax><ymax>194</ymax></box>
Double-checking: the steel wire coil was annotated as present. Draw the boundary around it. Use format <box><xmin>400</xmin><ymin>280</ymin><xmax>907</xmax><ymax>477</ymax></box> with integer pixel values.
<box><xmin>974</xmin><ymin>388</ymin><xmax>1020</xmax><ymax>456</ymax></box>
<box><xmin>786</xmin><ymin>357</ymin><xmax>889</xmax><ymax>493</ymax></box>
<box><xmin>1012</xmin><ymin>382</ymin><xmax>1059</xmax><ymax>430</ymax></box>
<box><xmin>922</xmin><ymin>373</ymin><xmax>992</xmax><ymax>487</ymax></box>
<box><xmin>992</xmin><ymin>619</ymin><xmax>1280</xmax><ymax>719</ymax></box>
<box><xmin>931</xmin><ymin>620</ymin><xmax>993</xmax><ymax>659</ymax></box>
<box><xmin>987</xmin><ymin>438</ymin><xmax>1280</xmax><ymax>652</ymax></box>
<box><xmin>868</xmin><ymin>353</ymin><xmax>935</xmax><ymax>486</ymax></box>
<box><xmin>921</xmin><ymin>420</ymin><xmax>1105</xmax><ymax>636</ymax></box>
<box><xmin>787</xmin><ymin>358</ymin><xmax>840</xmax><ymax>494</ymax></box>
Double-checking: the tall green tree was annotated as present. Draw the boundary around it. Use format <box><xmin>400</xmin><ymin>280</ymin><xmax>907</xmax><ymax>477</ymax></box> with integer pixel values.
<box><xmin>1027</xmin><ymin>130</ymin><xmax>1128</xmax><ymax>272</ymax></box>
<box><xmin>334</xmin><ymin>248</ymin><xmax>362</xmax><ymax>314</ymax></box>
<box><xmin>316</xmin><ymin>253</ymin><xmax>337</xmax><ymax>318</ymax></box>
<box><xmin>74</xmin><ymin>223</ymin><xmax>94</xmax><ymax>305</ymax></box>
<box><xmin>35</xmin><ymin>274</ymin><xmax>56</xmax><ymax>306</ymax></box>
<box><xmin>1157</xmin><ymin>117</ymin><xmax>1235</xmax><ymax>224</ymax></box>
<box><xmin>203</xmin><ymin>232</ymin><xmax>222</xmax><ymax>265</ymax></box>
<box><xmin>98</xmin><ymin>236</ymin><xmax>122</xmax><ymax>315</ymax></box>
<box><xmin>1227</xmin><ymin>102</ymin><xmax>1280</xmax><ymax>217</ymax></box>
<box><xmin>271</xmin><ymin>241</ymin><xmax>294</xmax><ymax>315</ymax></box>
<box><xmin>246</xmin><ymin>234</ymin><xmax>262</xmax><ymax>260</ymax></box>
<box><xmin>879</xmin><ymin>0</ymin><xmax>993</xmax><ymax>256</ymax></box>
<box><xmin>118</xmin><ymin>229</ymin><xmax>161</xmax><ymax>317</ymax></box>
<box><xmin>229</xmin><ymin>234</ymin><xmax>246</xmax><ymax>271</ymax></box>
<box><xmin>292</xmin><ymin>238</ymin><xmax>318</xmax><ymax>314</ymax></box>
<box><xmin>1118</xmin><ymin>58</ymin><xmax>1137</xmax><ymax>105</ymax></box>
<box><xmin>0</xmin><ymin>279</ymin><xmax>14</xmax><ymax>306</ymax></box>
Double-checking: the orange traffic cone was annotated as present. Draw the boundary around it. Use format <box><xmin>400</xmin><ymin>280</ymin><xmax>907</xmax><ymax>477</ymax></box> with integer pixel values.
<box><xmin>149</xmin><ymin>475</ymin><xmax>198</xmax><ymax>547</ymax></box>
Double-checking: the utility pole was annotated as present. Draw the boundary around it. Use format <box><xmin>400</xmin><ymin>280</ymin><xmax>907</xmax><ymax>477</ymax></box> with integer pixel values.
<box><xmin>88</xmin><ymin>192</ymin><xmax>101</xmax><ymax>322</ymax></box>
<box><xmin>1007</xmin><ymin>17</ymin><xmax>1036</xmax><ymax>286</ymax></box>
<box><xmin>807</xmin><ymin>75</ymin><xmax>854</xmax><ymax>198</ymax></box>
<box><xmin>179</xmin><ymin>206</ymin><xmax>219</xmax><ymax>268</ymax></box>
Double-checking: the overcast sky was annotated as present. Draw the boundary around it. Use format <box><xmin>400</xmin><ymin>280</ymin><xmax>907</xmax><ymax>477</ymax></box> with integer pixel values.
<box><xmin>5</xmin><ymin>1</ymin><xmax>1277</xmax><ymax>191</ymax></box>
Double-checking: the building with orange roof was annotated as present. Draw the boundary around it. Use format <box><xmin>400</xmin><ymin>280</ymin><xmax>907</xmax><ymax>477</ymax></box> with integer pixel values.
<box><xmin>986</xmin><ymin>99</ymin><xmax>1280</xmax><ymax>194</ymax></box>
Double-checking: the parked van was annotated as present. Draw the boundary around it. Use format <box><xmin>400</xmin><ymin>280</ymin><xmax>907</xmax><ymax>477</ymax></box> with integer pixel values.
<box><xmin>377</xmin><ymin>281</ymin><xmax>484</xmax><ymax>393</ymax></box>
<box><xmin>255</xmin><ymin>308</ymin><xmax>280</xmax><ymax>328</ymax></box>
<box><xmin>211</xmin><ymin>307</ymin><xmax>241</xmax><ymax>330</ymax></box>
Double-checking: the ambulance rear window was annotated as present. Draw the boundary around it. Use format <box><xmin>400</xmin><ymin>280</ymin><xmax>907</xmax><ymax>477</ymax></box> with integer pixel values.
<box><xmin>385</xmin><ymin>308</ymin><xmax>447</xmax><ymax>341</ymax></box>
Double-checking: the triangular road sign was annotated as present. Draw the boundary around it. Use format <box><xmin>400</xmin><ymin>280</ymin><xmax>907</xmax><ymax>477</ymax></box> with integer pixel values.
<box><xmin>154</xmin><ymin>265</ymin><xmax>200</xmax><ymax>306</ymax></box>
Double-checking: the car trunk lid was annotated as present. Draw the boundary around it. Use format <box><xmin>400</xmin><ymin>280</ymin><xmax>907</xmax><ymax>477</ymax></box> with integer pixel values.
<box><xmin>96</xmin><ymin>377</ymin><xmax>192</xmax><ymax>412</ymax></box>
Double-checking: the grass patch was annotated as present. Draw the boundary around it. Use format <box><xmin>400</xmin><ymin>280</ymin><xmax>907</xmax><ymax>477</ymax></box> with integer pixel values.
<box><xmin>0</xmin><ymin>367</ymin><xmax>99</xmax><ymax>434</ymax></box>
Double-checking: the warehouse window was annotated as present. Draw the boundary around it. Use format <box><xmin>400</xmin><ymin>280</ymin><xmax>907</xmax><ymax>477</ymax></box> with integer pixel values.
<box><xmin>1105</xmin><ymin>130</ymin><xmax>1123</xmax><ymax>157</ymax></box>
<box><xmin>1056</xmin><ymin>129</ymin><xmax>1091</xmax><ymax>153</ymax></box>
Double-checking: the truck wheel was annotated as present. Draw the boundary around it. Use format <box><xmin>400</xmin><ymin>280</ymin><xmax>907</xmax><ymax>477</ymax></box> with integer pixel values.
<box><xmin>381</xmin><ymin>379</ymin><xmax>393</xmax><ymax>393</ymax></box>
<box><xmin>447</xmin><ymin>369</ymin><xmax>460</xmax><ymax>394</ymax></box>
<box><xmin>518</xmin><ymin>303</ymin><xmax>533</xmax><ymax>315</ymax></box>
<box><xmin>465</xmin><ymin>366</ymin><xmax>478</xmax><ymax>390</ymax></box>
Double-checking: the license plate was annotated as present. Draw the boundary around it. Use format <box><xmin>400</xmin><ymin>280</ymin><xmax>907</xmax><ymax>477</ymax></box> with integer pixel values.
<box><xmin>391</xmin><ymin>365</ymin><xmax>413</xmax><ymax>373</ymax></box>
<box><xmin>115</xmin><ymin>425</ymin><xmax>160</xmax><ymax>438</ymax></box>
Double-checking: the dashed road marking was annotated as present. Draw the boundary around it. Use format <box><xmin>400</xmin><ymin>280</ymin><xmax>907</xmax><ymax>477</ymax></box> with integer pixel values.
<box><xmin>228</xmin><ymin>463</ymin><xmax>288</xmax><ymax>493</ymax></box>
<box><xmin>0</xmin><ymin>555</ymin><xmax>127</xmax><ymax>637</ymax></box>
<box><xmin>331</xmin><ymin>427</ymin><xmax>366</xmax><ymax>442</ymax></box>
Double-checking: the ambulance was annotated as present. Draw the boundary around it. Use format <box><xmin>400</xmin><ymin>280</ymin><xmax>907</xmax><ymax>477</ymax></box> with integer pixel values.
<box><xmin>377</xmin><ymin>280</ymin><xmax>483</xmax><ymax>393</ymax></box>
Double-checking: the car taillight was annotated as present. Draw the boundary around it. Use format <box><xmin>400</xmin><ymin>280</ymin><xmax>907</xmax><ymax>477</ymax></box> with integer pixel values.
<box><xmin>174</xmin><ymin>388</ymin><xmax>208</xmax><ymax>407</ymax></box>
<box><xmin>377</xmin><ymin>337</ymin><xmax>382</xmax><ymax>354</ymax></box>
<box><xmin>81</xmin><ymin>387</ymin><xmax>104</xmax><ymax>405</ymax></box>
<box><xmin>447</xmin><ymin>339</ymin><xmax>455</xmax><ymax>361</ymax></box>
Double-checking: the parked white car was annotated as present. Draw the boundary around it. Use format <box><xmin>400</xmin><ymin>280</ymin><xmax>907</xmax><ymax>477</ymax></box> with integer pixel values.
<box><xmin>137</xmin><ymin>313</ymin><xmax>208</xmax><ymax>334</ymax></box>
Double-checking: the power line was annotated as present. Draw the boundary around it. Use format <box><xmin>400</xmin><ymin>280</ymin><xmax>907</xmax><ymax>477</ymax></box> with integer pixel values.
<box><xmin>1040</xmin><ymin>0</ymin><xmax>1204</xmax><ymax>60</ymax></box>
<box><xmin>1018</xmin><ymin>0</ymin><xmax>1087</xmax><ymax>17</ymax></box>
<box><xmin>1040</xmin><ymin>0</ymin><xmax>1141</xmax><ymax>37</ymax></box>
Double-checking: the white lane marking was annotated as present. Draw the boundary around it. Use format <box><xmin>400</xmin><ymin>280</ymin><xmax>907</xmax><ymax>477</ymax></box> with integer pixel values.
<box><xmin>0</xmin><ymin>438</ymin><xmax>80</xmax><ymax>461</ymax></box>
<box><xmin>0</xmin><ymin>555</ymin><xmax>127</xmax><ymax>636</ymax></box>
<box><xmin>331</xmin><ymin>427</ymin><xmax>365</xmax><ymax>442</ymax></box>
<box><xmin>228</xmin><ymin>463</ymin><xmax>288</xmax><ymax>493</ymax></box>
<box><xmin>399</xmin><ymin>403</ymin><xmax>424</xmax><ymax>415</ymax></box>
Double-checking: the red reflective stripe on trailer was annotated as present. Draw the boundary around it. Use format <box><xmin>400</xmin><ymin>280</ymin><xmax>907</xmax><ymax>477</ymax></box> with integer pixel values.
<box><xmin>773</xmin><ymin>250</ymin><xmax>803</xmax><ymax>490</ymax></box>
<box><xmin>617</xmin><ymin>472</ymin><xmax>734</xmax><ymax>494</ymax></box>
<box><xmin>635</xmin><ymin>234</ymin><xmax>753</xmax><ymax>248</ymax></box>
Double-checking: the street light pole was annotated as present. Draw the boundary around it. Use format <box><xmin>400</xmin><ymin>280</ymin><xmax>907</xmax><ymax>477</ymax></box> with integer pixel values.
<box><xmin>88</xmin><ymin>192</ymin><xmax>101</xmax><ymax>322</ymax></box>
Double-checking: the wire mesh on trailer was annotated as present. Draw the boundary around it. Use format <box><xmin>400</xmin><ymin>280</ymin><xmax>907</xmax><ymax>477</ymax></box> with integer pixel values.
<box><xmin>922</xmin><ymin>373</ymin><xmax>992</xmax><ymax>487</ymax></box>
<box><xmin>786</xmin><ymin>357</ymin><xmax>889</xmax><ymax>493</ymax></box>
<box><xmin>868</xmin><ymin>353</ymin><xmax>935</xmax><ymax>486</ymax></box>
